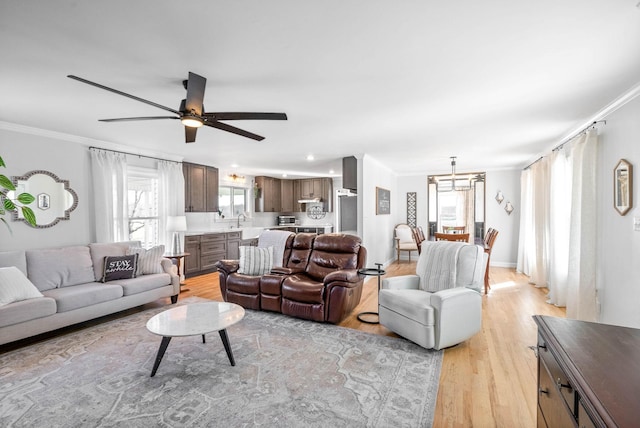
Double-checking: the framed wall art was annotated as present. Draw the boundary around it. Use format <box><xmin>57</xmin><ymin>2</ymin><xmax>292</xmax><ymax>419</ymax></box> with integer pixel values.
<box><xmin>376</xmin><ymin>187</ymin><xmax>390</xmax><ymax>215</ymax></box>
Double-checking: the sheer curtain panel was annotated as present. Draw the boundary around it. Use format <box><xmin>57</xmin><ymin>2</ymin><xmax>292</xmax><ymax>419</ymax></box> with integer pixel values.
<box><xmin>158</xmin><ymin>160</ymin><xmax>186</xmax><ymax>250</ymax></box>
<box><xmin>90</xmin><ymin>150</ymin><xmax>128</xmax><ymax>243</ymax></box>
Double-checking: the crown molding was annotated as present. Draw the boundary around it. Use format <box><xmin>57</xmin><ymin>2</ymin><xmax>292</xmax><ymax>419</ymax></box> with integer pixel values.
<box><xmin>0</xmin><ymin>121</ymin><xmax>184</xmax><ymax>162</ymax></box>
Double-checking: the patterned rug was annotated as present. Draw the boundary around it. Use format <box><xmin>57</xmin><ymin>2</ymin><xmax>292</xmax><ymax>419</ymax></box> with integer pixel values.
<box><xmin>0</xmin><ymin>298</ymin><xmax>442</xmax><ymax>427</ymax></box>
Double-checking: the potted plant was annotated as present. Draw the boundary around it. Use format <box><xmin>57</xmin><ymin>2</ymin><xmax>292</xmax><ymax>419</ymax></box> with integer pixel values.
<box><xmin>1</xmin><ymin>155</ymin><xmax>36</xmax><ymax>230</ymax></box>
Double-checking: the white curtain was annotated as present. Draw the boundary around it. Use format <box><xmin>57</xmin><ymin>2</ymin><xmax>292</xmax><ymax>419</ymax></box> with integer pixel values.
<box><xmin>517</xmin><ymin>157</ymin><xmax>549</xmax><ymax>287</ymax></box>
<box><xmin>565</xmin><ymin>130</ymin><xmax>598</xmax><ymax>321</ymax></box>
<box><xmin>90</xmin><ymin>149</ymin><xmax>128</xmax><ymax>243</ymax></box>
<box><xmin>158</xmin><ymin>160</ymin><xmax>186</xmax><ymax>249</ymax></box>
<box><xmin>517</xmin><ymin>129</ymin><xmax>599</xmax><ymax>321</ymax></box>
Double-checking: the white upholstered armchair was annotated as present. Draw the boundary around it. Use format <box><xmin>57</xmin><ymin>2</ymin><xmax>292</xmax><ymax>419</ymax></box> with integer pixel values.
<box><xmin>379</xmin><ymin>241</ymin><xmax>484</xmax><ymax>350</ymax></box>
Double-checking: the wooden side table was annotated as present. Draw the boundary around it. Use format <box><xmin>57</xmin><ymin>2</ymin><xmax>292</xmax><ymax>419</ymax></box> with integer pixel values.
<box><xmin>163</xmin><ymin>252</ymin><xmax>190</xmax><ymax>287</ymax></box>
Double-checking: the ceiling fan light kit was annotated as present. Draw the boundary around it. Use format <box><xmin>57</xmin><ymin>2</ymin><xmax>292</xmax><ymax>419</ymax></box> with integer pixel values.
<box><xmin>67</xmin><ymin>72</ymin><xmax>287</xmax><ymax>143</ymax></box>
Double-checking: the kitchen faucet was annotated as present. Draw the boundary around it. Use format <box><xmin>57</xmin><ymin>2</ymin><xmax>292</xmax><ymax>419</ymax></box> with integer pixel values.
<box><xmin>237</xmin><ymin>213</ymin><xmax>246</xmax><ymax>228</ymax></box>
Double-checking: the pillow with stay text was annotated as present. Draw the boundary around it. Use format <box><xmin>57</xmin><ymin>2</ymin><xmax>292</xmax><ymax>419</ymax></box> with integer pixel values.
<box><xmin>102</xmin><ymin>254</ymin><xmax>139</xmax><ymax>282</ymax></box>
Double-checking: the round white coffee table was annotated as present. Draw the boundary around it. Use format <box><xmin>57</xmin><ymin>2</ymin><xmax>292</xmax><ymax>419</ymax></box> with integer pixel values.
<box><xmin>146</xmin><ymin>301</ymin><xmax>245</xmax><ymax>377</ymax></box>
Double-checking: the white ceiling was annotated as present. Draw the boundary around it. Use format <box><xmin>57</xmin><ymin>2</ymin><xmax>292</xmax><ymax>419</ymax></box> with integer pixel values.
<box><xmin>2</xmin><ymin>0</ymin><xmax>640</xmax><ymax>178</ymax></box>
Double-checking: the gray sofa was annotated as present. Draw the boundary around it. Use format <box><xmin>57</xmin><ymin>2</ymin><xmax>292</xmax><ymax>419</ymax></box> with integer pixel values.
<box><xmin>0</xmin><ymin>241</ymin><xmax>180</xmax><ymax>345</ymax></box>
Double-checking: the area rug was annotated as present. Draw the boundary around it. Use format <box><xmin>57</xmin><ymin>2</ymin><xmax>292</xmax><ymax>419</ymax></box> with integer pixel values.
<box><xmin>0</xmin><ymin>298</ymin><xmax>442</xmax><ymax>427</ymax></box>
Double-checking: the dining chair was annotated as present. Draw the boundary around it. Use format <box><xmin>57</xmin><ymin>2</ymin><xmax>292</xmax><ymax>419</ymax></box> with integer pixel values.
<box><xmin>483</xmin><ymin>228</ymin><xmax>499</xmax><ymax>294</ymax></box>
<box><xmin>395</xmin><ymin>224</ymin><xmax>418</xmax><ymax>263</ymax></box>
<box><xmin>434</xmin><ymin>232</ymin><xmax>469</xmax><ymax>243</ymax></box>
<box><xmin>412</xmin><ymin>226</ymin><xmax>426</xmax><ymax>254</ymax></box>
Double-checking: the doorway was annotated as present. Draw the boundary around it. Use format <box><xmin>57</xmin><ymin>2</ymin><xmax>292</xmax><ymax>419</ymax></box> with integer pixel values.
<box><xmin>427</xmin><ymin>172</ymin><xmax>485</xmax><ymax>244</ymax></box>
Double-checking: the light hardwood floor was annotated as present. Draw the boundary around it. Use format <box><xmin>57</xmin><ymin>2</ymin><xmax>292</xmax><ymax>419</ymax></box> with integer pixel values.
<box><xmin>180</xmin><ymin>263</ymin><xmax>565</xmax><ymax>428</ymax></box>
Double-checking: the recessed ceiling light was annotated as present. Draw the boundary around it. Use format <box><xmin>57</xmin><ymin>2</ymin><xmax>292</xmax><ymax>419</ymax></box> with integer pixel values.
<box><xmin>282</xmin><ymin>173</ymin><xmax>288</xmax><ymax>177</ymax></box>
<box><xmin>306</xmin><ymin>154</ymin><xmax>314</xmax><ymax>161</ymax></box>
<box><xmin>231</xmin><ymin>163</ymin><xmax>239</xmax><ymax>168</ymax></box>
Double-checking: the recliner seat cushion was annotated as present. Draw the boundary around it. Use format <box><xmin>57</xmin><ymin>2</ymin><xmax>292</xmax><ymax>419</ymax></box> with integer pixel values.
<box><xmin>282</xmin><ymin>275</ymin><xmax>325</xmax><ymax>304</ymax></box>
<box><xmin>226</xmin><ymin>275</ymin><xmax>261</xmax><ymax>294</ymax></box>
<box><xmin>379</xmin><ymin>289</ymin><xmax>434</xmax><ymax>326</ymax></box>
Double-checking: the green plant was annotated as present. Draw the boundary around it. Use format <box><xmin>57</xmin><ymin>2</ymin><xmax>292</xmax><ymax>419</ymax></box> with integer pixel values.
<box><xmin>0</xmin><ymin>155</ymin><xmax>36</xmax><ymax>230</ymax></box>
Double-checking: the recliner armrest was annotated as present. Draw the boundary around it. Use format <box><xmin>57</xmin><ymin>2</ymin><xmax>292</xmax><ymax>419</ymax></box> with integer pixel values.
<box><xmin>216</xmin><ymin>259</ymin><xmax>239</xmax><ymax>275</ymax></box>
<box><xmin>430</xmin><ymin>287</ymin><xmax>481</xmax><ymax>350</ymax></box>
<box><xmin>324</xmin><ymin>269</ymin><xmax>360</xmax><ymax>284</ymax></box>
<box><xmin>381</xmin><ymin>275</ymin><xmax>420</xmax><ymax>290</ymax></box>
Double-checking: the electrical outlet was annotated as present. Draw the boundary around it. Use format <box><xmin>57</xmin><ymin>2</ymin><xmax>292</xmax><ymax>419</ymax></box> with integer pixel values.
<box><xmin>634</xmin><ymin>217</ymin><xmax>640</xmax><ymax>231</ymax></box>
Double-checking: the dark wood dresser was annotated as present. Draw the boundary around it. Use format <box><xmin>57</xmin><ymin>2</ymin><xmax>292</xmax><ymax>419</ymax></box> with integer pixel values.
<box><xmin>533</xmin><ymin>315</ymin><xmax>640</xmax><ymax>427</ymax></box>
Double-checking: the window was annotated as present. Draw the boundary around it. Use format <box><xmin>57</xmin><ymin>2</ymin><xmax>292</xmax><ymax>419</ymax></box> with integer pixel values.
<box><xmin>218</xmin><ymin>186</ymin><xmax>247</xmax><ymax>218</ymax></box>
<box><xmin>128</xmin><ymin>167</ymin><xmax>159</xmax><ymax>247</ymax></box>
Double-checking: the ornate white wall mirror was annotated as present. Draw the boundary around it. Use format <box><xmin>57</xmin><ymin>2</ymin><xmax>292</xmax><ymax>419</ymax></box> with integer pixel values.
<box><xmin>614</xmin><ymin>159</ymin><xmax>632</xmax><ymax>216</ymax></box>
<box><xmin>9</xmin><ymin>170</ymin><xmax>78</xmax><ymax>228</ymax></box>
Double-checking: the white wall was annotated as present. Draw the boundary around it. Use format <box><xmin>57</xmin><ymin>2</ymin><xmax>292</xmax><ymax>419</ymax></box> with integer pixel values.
<box><xmin>0</xmin><ymin>129</ymin><xmax>93</xmax><ymax>250</ymax></box>
<box><xmin>596</xmin><ymin>94</ymin><xmax>640</xmax><ymax>328</ymax></box>
<box><xmin>485</xmin><ymin>169</ymin><xmax>521</xmax><ymax>267</ymax></box>
<box><xmin>361</xmin><ymin>155</ymin><xmax>397</xmax><ymax>267</ymax></box>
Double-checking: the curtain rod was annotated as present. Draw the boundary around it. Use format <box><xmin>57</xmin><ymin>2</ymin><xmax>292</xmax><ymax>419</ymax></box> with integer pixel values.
<box><xmin>523</xmin><ymin>120</ymin><xmax>606</xmax><ymax>170</ymax></box>
<box><xmin>89</xmin><ymin>146</ymin><xmax>182</xmax><ymax>165</ymax></box>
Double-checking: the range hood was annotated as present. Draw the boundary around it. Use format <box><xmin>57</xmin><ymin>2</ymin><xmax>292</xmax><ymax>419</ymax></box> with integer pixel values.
<box><xmin>298</xmin><ymin>198</ymin><xmax>321</xmax><ymax>204</ymax></box>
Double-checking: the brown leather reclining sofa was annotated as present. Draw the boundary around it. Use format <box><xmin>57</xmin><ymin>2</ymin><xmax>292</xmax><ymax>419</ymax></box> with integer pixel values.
<box><xmin>216</xmin><ymin>233</ymin><xmax>367</xmax><ymax>323</ymax></box>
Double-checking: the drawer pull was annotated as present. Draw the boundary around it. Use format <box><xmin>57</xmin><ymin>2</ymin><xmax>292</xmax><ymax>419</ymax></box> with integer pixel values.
<box><xmin>539</xmin><ymin>388</ymin><xmax>549</xmax><ymax>395</ymax></box>
<box><xmin>556</xmin><ymin>378</ymin><xmax>572</xmax><ymax>391</ymax></box>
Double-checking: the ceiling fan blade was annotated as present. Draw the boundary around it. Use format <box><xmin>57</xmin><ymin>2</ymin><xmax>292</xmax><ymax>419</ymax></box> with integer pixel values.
<box><xmin>67</xmin><ymin>75</ymin><xmax>181</xmax><ymax>115</ymax></box>
<box><xmin>202</xmin><ymin>112</ymin><xmax>288</xmax><ymax>121</ymax></box>
<box><xmin>185</xmin><ymin>126</ymin><xmax>197</xmax><ymax>143</ymax></box>
<box><xmin>99</xmin><ymin>116</ymin><xmax>179</xmax><ymax>122</ymax></box>
<box><xmin>204</xmin><ymin>121</ymin><xmax>265</xmax><ymax>141</ymax></box>
<box><xmin>184</xmin><ymin>72</ymin><xmax>206</xmax><ymax>116</ymax></box>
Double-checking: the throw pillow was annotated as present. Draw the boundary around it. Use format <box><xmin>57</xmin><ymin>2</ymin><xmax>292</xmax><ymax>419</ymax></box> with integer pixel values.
<box><xmin>0</xmin><ymin>266</ymin><xmax>44</xmax><ymax>306</ymax></box>
<box><xmin>101</xmin><ymin>254</ymin><xmax>139</xmax><ymax>282</ymax></box>
<box><xmin>127</xmin><ymin>245</ymin><xmax>165</xmax><ymax>275</ymax></box>
<box><xmin>238</xmin><ymin>246</ymin><xmax>274</xmax><ymax>276</ymax></box>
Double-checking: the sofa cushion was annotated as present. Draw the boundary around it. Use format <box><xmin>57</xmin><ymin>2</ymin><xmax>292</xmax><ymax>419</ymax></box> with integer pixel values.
<box><xmin>0</xmin><ymin>266</ymin><xmax>44</xmax><ymax>306</ymax></box>
<box><xmin>26</xmin><ymin>246</ymin><xmax>95</xmax><ymax>291</ymax></box>
<box><xmin>0</xmin><ymin>250</ymin><xmax>28</xmax><ymax>276</ymax></box>
<box><xmin>0</xmin><ymin>296</ymin><xmax>57</xmax><ymax>328</ymax></box>
<box><xmin>102</xmin><ymin>255</ymin><xmax>139</xmax><ymax>282</ymax></box>
<box><xmin>238</xmin><ymin>246</ymin><xmax>273</xmax><ymax>276</ymax></box>
<box><xmin>281</xmin><ymin>274</ymin><xmax>325</xmax><ymax>304</ymax></box>
<box><xmin>89</xmin><ymin>241</ymin><xmax>141</xmax><ymax>281</ymax></box>
<box><xmin>113</xmin><ymin>273</ymin><xmax>172</xmax><ymax>296</ymax></box>
<box><xmin>379</xmin><ymin>289</ymin><xmax>435</xmax><ymax>326</ymax></box>
<box><xmin>305</xmin><ymin>234</ymin><xmax>361</xmax><ymax>282</ymax></box>
<box><xmin>42</xmin><ymin>282</ymin><xmax>123</xmax><ymax>313</ymax></box>
<box><xmin>127</xmin><ymin>245</ymin><xmax>164</xmax><ymax>275</ymax></box>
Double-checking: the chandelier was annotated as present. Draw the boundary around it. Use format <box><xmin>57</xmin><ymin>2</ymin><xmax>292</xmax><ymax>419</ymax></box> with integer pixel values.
<box><xmin>437</xmin><ymin>156</ymin><xmax>472</xmax><ymax>192</ymax></box>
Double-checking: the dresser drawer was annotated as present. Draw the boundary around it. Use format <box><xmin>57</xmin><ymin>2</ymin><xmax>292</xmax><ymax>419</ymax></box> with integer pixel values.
<box><xmin>185</xmin><ymin>235</ymin><xmax>201</xmax><ymax>244</ymax></box>
<box><xmin>201</xmin><ymin>233</ymin><xmax>226</xmax><ymax>243</ymax></box>
<box><xmin>538</xmin><ymin>355</ymin><xmax>576</xmax><ymax>428</ymax></box>
<box><xmin>539</xmin><ymin>336</ymin><xmax>575</xmax><ymax>414</ymax></box>
<box><xmin>202</xmin><ymin>241</ymin><xmax>226</xmax><ymax>254</ymax></box>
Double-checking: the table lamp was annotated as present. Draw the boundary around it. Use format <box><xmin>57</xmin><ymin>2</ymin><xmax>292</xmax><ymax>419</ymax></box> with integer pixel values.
<box><xmin>167</xmin><ymin>215</ymin><xmax>187</xmax><ymax>254</ymax></box>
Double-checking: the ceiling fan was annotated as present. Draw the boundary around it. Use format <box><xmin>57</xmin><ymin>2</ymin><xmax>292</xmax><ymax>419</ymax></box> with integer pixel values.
<box><xmin>67</xmin><ymin>72</ymin><xmax>287</xmax><ymax>143</ymax></box>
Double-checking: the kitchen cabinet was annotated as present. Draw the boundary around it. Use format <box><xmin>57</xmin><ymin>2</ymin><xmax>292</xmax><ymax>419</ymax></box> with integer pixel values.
<box><xmin>226</xmin><ymin>231</ymin><xmax>241</xmax><ymax>259</ymax></box>
<box><xmin>184</xmin><ymin>235</ymin><xmax>201</xmax><ymax>274</ymax></box>
<box><xmin>342</xmin><ymin>156</ymin><xmax>357</xmax><ymax>192</ymax></box>
<box><xmin>533</xmin><ymin>315</ymin><xmax>640</xmax><ymax>428</ymax></box>
<box><xmin>280</xmin><ymin>179</ymin><xmax>295</xmax><ymax>212</ymax></box>
<box><xmin>255</xmin><ymin>176</ymin><xmax>281</xmax><ymax>212</ymax></box>
<box><xmin>300</xmin><ymin>178</ymin><xmax>323</xmax><ymax>199</ymax></box>
<box><xmin>184</xmin><ymin>231</ymin><xmax>241</xmax><ymax>276</ymax></box>
<box><xmin>183</xmin><ymin>162</ymin><xmax>219</xmax><ymax>212</ymax></box>
<box><xmin>296</xmin><ymin>177</ymin><xmax>333</xmax><ymax>212</ymax></box>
